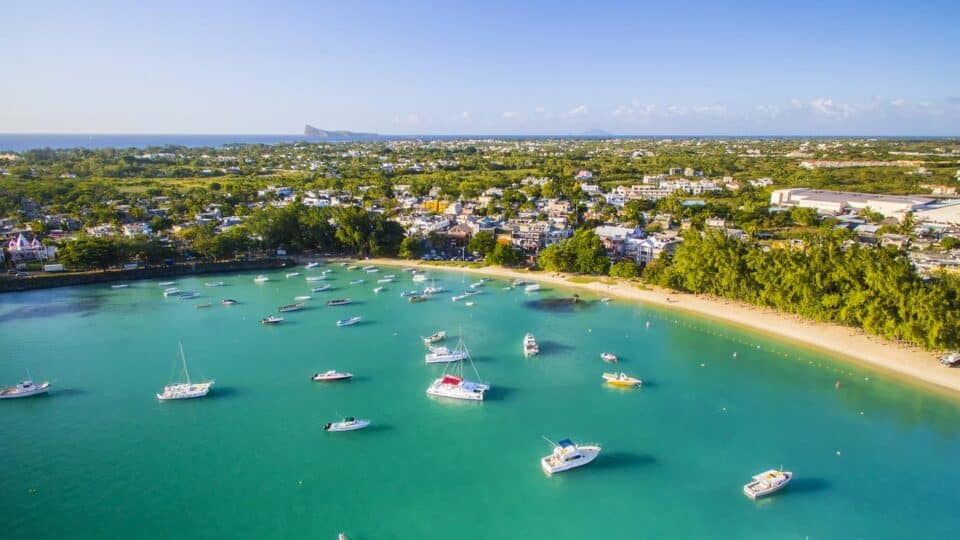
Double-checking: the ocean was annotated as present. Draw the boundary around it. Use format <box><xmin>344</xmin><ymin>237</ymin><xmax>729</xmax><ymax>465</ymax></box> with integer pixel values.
<box><xmin>1</xmin><ymin>266</ymin><xmax>959</xmax><ymax>539</ymax></box>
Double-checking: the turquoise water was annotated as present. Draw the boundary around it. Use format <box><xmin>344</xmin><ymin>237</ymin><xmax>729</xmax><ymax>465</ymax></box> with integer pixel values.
<box><xmin>2</xmin><ymin>266</ymin><xmax>960</xmax><ymax>539</ymax></box>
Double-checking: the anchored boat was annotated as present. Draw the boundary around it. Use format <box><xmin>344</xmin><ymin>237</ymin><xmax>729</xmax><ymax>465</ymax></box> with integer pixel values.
<box><xmin>523</xmin><ymin>333</ymin><xmax>540</xmax><ymax>357</ymax></box>
<box><xmin>324</xmin><ymin>417</ymin><xmax>370</xmax><ymax>432</ymax></box>
<box><xmin>157</xmin><ymin>342</ymin><xmax>213</xmax><ymax>400</ymax></box>
<box><xmin>0</xmin><ymin>378</ymin><xmax>50</xmax><ymax>400</ymax></box>
<box><xmin>541</xmin><ymin>438</ymin><xmax>601</xmax><ymax>475</ymax></box>
<box><xmin>312</xmin><ymin>370</ymin><xmax>353</xmax><ymax>382</ymax></box>
<box><xmin>743</xmin><ymin>469</ymin><xmax>793</xmax><ymax>499</ymax></box>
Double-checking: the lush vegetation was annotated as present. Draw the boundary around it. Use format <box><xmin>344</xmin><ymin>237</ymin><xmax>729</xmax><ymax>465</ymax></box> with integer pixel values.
<box><xmin>538</xmin><ymin>229</ymin><xmax>611</xmax><ymax>275</ymax></box>
<box><xmin>644</xmin><ymin>229</ymin><xmax>960</xmax><ymax>350</ymax></box>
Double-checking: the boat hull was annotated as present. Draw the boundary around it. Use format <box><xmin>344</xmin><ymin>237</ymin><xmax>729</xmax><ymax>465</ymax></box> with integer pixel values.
<box><xmin>324</xmin><ymin>420</ymin><xmax>371</xmax><ymax>432</ymax></box>
<box><xmin>0</xmin><ymin>383</ymin><xmax>50</xmax><ymax>399</ymax></box>
<box><xmin>541</xmin><ymin>446</ymin><xmax>601</xmax><ymax>475</ymax></box>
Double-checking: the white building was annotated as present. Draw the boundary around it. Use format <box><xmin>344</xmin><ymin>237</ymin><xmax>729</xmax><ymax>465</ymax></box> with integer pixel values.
<box><xmin>770</xmin><ymin>188</ymin><xmax>934</xmax><ymax>219</ymax></box>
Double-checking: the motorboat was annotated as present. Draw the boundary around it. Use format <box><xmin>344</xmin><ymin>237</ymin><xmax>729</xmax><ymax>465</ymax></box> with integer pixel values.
<box><xmin>324</xmin><ymin>417</ymin><xmax>370</xmax><ymax>432</ymax></box>
<box><xmin>600</xmin><ymin>352</ymin><xmax>618</xmax><ymax>363</ymax></box>
<box><xmin>382</xmin><ymin>274</ymin><xmax>396</xmax><ymax>279</ymax></box>
<box><xmin>163</xmin><ymin>287</ymin><xmax>181</xmax><ymax>297</ymax></box>
<box><xmin>465</xmin><ymin>301</ymin><xmax>475</xmax><ymax>307</ymax></box>
<box><xmin>451</xmin><ymin>294</ymin><xmax>467</xmax><ymax>302</ymax></box>
<box><xmin>541</xmin><ymin>439</ymin><xmax>601</xmax><ymax>475</ymax></box>
<box><xmin>400</xmin><ymin>290</ymin><xmax>419</xmax><ymax>297</ymax></box>
<box><xmin>111</xmin><ymin>284</ymin><xmax>129</xmax><ymax>289</ymax></box>
<box><xmin>286</xmin><ymin>272</ymin><xmax>300</xmax><ymax>278</ymax></box>
<box><xmin>159</xmin><ymin>281</ymin><xmax>176</xmax><ymax>286</ymax></box>
<box><xmin>464</xmin><ymin>290</ymin><xmax>481</xmax><ymax>297</ymax></box>
<box><xmin>253</xmin><ymin>275</ymin><xmax>269</xmax><ymax>283</ymax></box>
<box><xmin>347</xmin><ymin>265</ymin><xmax>359</xmax><ymax>271</ymax></box>
<box><xmin>600</xmin><ymin>297</ymin><xmax>612</xmax><ymax>303</ymax></box>
<box><xmin>157</xmin><ymin>342</ymin><xmax>213</xmax><ymax>401</ymax></box>
<box><xmin>0</xmin><ymin>379</ymin><xmax>50</xmax><ymax>399</ymax></box>
<box><xmin>322</xmin><ymin>269</ymin><xmax>334</xmax><ymax>275</ymax></box>
<box><xmin>940</xmin><ymin>352</ymin><xmax>960</xmax><ymax>367</ymax></box>
<box><xmin>743</xmin><ymin>470</ymin><xmax>793</xmax><ymax>499</ymax></box>
<box><xmin>373</xmin><ymin>286</ymin><xmax>385</xmax><ymax>293</ymax></box>
<box><xmin>179</xmin><ymin>291</ymin><xmax>199</xmax><ymax>299</ymax></box>
<box><xmin>196</xmin><ymin>303</ymin><xmax>212</xmax><ymax>309</ymax></box>
<box><xmin>425</xmin><ymin>342</ymin><xmax>469</xmax><ymax>364</ymax></box>
<box><xmin>305</xmin><ymin>262</ymin><xmax>321</xmax><ymax>269</ymax></box>
<box><xmin>423</xmin><ymin>286</ymin><xmax>445</xmax><ymax>295</ymax></box>
<box><xmin>306</xmin><ymin>276</ymin><xmax>327</xmax><ymax>282</ymax></box>
<box><xmin>278</xmin><ymin>303</ymin><xmax>304</xmax><ymax>313</ymax></box>
<box><xmin>312</xmin><ymin>370</ymin><xmax>353</xmax><ymax>382</ymax></box>
<box><xmin>349</xmin><ymin>279</ymin><xmax>365</xmax><ymax>285</ymax></box>
<box><xmin>602</xmin><ymin>372</ymin><xmax>642</xmax><ymax>388</ymax></box>
<box><xmin>524</xmin><ymin>283</ymin><xmax>541</xmax><ymax>293</ymax></box>
<box><xmin>261</xmin><ymin>315</ymin><xmax>284</xmax><ymax>325</ymax></box>
<box><xmin>336</xmin><ymin>316</ymin><xmax>362</xmax><ymax>327</ymax></box>
<box><xmin>221</xmin><ymin>299</ymin><xmax>238</xmax><ymax>305</ymax></box>
<box><xmin>377</xmin><ymin>277</ymin><xmax>394</xmax><ymax>283</ymax></box>
<box><xmin>469</xmin><ymin>280</ymin><xmax>485</xmax><ymax>289</ymax></box>
<box><xmin>205</xmin><ymin>281</ymin><xmax>225</xmax><ymax>287</ymax></box>
<box><xmin>523</xmin><ymin>333</ymin><xmax>539</xmax><ymax>357</ymax></box>
<box><xmin>423</xmin><ymin>331</ymin><xmax>446</xmax><ymax>345</ymax></box>
<box><xmin>294</xmin><ymin>295</ymin><xmax>312</xmax><ymax>301</ymax></box>
<box><xmin>326</xmin><ymin>298</ymin><xmax>353</xmax><ymax>306</ymax></box>
<box><xmin>511</xmin><ymin>279</ymin><xmax>526</xmax><ymax>287</ymax></box>
<box><xmin>361</xmin><ymin>265</ymin><xmax>377</xmax><ymax>271</ymax></box>
<box><xmin>412</xmin><ymin>274</ymin><xmax>429</xmax><ymax>282</ymax></box>
<box><xmin>339</xmin><ymin>262</ymin><xmax>349</xmax><ymax>266</ymax></box>
<box><xmin>408</xmin><ymin>295</ymin><xmax>427</xmax><ymax>303</ymax></box>
<box><xmin>312</xmin><ymin>285</ymin><xmax>333</xmax><ymax>293</ymax></box>
<box><xmin>365</xmin><ymin>268</ymin><xmax>380</xmax><ymax>274</ymax></box>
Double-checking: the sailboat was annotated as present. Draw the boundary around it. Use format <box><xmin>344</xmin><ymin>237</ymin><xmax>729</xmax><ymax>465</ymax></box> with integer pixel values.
<box><xmin>157</xmin><ymin>342</ymin><xmax>214</xmax><ymax>400</ymax></box>
<box><xmin>426</xmin><ymin>336</ymin><xmax>490</xmax><ymax>401</ymax></box>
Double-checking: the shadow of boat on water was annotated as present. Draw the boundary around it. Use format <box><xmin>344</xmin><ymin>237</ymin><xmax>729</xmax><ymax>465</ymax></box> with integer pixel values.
<box><xmin>786</xmin><ymin>477</ymin><xmax>829</xmax><ymax>495</ymax></box>
<box><xmin>592</xmin><ymin>451</ymin><xmax>657</xmax><ymax>471</ymax></box>
<box><xmin>538</xmin><ymin>341</ymin><xmax>575</xmax><ymax>355</ymax></box>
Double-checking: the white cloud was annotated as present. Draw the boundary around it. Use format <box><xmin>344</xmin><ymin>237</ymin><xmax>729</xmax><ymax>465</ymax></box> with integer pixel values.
<box><xmin>612</xmin><ymin>105</ymin><xmax>634</xmax><ymax>118</ymax></box>
<box><xmin>534</xmin><ymin>106</ymin><xmax>545</xmax><ymax>114</ymax></box>
<box><xmin>460</xmin><ymin>111</ymin><xmax>471</xmax><ymax>121</ymax></box>
<box><xmin>406</xmin><ymin>113</ymin><xmax>420</xmax><ymax>124</ymax></box>
<box><xmin>501</xmin><ymin>111</ymin><xmax>518</xmax><ymax>119</ymax></box>
<box><xmin>566</xmin><ymin>104</ymin><xmax>588</xmax><ymax>117</ymax></box>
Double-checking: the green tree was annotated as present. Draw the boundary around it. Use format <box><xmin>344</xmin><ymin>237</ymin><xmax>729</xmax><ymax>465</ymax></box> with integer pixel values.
<box><xmin>609</xmin><ymin>259</ymin><xmax>640</xmax><ymax>279</ymax></box>
<box><xmin>485</xmin><ymin>243</ymin><xmax>523</xmax><ymax>266</ymax></box>
<box><xmin>399</xmin><ymin>236</ymin><xmax>424</xmax><ymax>259</ymax></box>
<box><xmin>467</xmin><ymin>231</ymin><xmax>497</xmax><ymax>256</ymax></box>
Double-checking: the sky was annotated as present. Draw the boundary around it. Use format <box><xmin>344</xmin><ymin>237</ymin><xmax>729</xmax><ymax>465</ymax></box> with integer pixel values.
<box><xmin>2</xmin><ymin>0</ymin><xmax>958</xmax><ymax>135</ymax></box>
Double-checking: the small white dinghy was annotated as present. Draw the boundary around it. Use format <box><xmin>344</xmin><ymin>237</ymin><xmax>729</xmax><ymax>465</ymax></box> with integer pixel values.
<box><xmin>324</xmin><ymin>417</ymin><xmax>370</xmax><ymax>432</ymax></box>
<box><xmin>336</xmin><ymin>316</ymin><xmax>362</xmax><ymax>327</ymax></box>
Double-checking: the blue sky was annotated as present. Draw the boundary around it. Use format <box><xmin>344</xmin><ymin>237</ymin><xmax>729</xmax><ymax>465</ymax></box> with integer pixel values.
<box><xmin>2</xmin><ymin>0</ymin><xmax>957</xmax><ymax>135</ymax></box>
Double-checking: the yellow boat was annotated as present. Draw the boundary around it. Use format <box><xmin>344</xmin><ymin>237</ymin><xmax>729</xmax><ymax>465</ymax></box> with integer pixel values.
<box><xmin>602</xmin><ymin>372</ymin><xmax>642</xmax><ymax>388</ymax></box>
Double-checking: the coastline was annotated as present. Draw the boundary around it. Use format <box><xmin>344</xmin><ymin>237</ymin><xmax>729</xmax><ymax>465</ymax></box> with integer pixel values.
<box><xmin>361</xmin><ymin>258</ymin><xmax>960</xmax><ymax>396</ymax></box>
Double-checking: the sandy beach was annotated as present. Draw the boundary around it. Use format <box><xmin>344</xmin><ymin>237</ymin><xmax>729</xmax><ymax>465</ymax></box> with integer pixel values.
<box><xmin>363</xmin><ymin>258</ymin><xmax>960</xmax><ymax>396</ymax></box>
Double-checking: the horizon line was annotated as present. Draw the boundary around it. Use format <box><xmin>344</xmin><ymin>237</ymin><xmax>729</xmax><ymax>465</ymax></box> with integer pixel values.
<box><xmin>1</xmin><ymin>132</ymin><xmax>958</xmax><ymax>139</ymax></box>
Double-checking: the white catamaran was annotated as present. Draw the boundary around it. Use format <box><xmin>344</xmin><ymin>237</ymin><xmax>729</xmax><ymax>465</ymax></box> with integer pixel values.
<box><xmin>157</xmin><ymin>342</ymin><xmax>213</xmax><ymax>400</ymax></box>
<box><xmin>425</xmin><ymin>336</ymin><xmax>490</xmax><ymax>401</ymax></box>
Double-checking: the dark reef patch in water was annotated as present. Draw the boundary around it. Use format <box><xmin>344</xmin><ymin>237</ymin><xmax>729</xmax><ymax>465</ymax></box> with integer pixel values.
<box><xmin>523</xmin><ymin>296</ymin><xmax>595</xmax><ymax>313</ymax></box>
<box><xmin>0</xmin><ymin>296</ymin><xmax>105</xmax><ymax>323</ymax></box>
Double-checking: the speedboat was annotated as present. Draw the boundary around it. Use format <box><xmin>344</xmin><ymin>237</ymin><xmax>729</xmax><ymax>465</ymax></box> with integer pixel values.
<box><xmin>322</xmin><ymin>269</ymin><xmax>334</xmax><ymax>275</ymax></box>
<box><xmin>339</xmin><ymin>262</ymin><xmax>349</xmax><ymax>266</ymax></box>
<box><xmin>337</xmin><ymin>316</ymin><xmax>362</xmax><ymax>327</ymax></box>
<box><xmin>312</xmin><ymin>370</ymin><xmax>353</xmax><ymax>382</ymax></box>
<box><xmin>111</xmin><ymin>284</ymin><xmax>129</xmax><ymax>289</ymax></box>
<box><xmin>324</xmin><ymin>417</ymin><xmax>370</xmax><ymax>432</ymax></box>
<box><xmin>451</xmin><ymin>294</ymin><xmax>467</xmax><ymax>302</ymax></box>
<box><xmin>408</xmin><ymin>295</ymin><xmax>427</xmax><ymax>303</ymax></box>
<box><xmin>377</xmin><ymin>277</ymin><xmax>394</xmax><ymax>283</ymax></box>
<box><xmin>159</xmin><ymin>281</ymin><xmax>176</xmax><ymax>286</ymax></box>
<box><xmin>221</xmin><ymin>299</ymin><xmax>238</xmax><ymax>305</ymax></box>
<box><xmin>326</xmin><ymin>298</ymin><xmax>353</xmax><ymax>306</ymax></box>
<box><xmin>412</xmin><ymin>274</ymin><xmax>429</xmax><ymax>282</ymax></box>
<box><xmin>157</xmin><ymin>343</ymin><xmax>213</xmax><ymax>401</ymax></box>
<box><xmin>464</xmin><ymin>290</ymin><xmax>481</xmax><ymax>297</ymax></box>
<box><xmin>400</xmin><ymin>290</ymin><xmax>419</xmax><ymax>297</ymax></box>
<box><xmin>305</xmin><ymin>262</ymin><xmax>321</xmax><ymax>269</ymax></box>
<box><xmin>373</xmin><ymin>286</ymin><xmax>385</xmax><ymax>293</ymax></box>
<box><xmin>347</xmin><ymin>265</ymin><xmax>359</xmax><ymax>271</ymax></box>
<box><xmin>602</xmin><ymin>372</ymin><xmax>642</xmax><ymax>388</ymax></box>
<box><xmin>365</xmin><ymin>268</ymin><xmax>380</xmax><ymax>274</ymax></box>
<box><xmin>312</xmin><ymin>285</ymin><xmax>333</xmax><ymax>293</ymax></box>
<box><xmin>286</xmin><ymin>272</ymin><xmax>300</xmax><ymax>278</ymax></box>
<box><xmin>523</xmin><ymin>333</ymin><xmax>539</xmax><ymax>357</ymax></box>
<box><xmin>349</xmin><ymin>279</ymin><xmax>364</xmax><ymax>285</ymax></box>
<box><xmin>465</xmin><ymin>301</ymin><xmax>475</xmax><ymax>307</ymax></box>
<box><xmin>278</xmin><ymin>303</ymin><xmax>304</xmax><ymax>313</ymax></box>
<box><xmin>600</xmin><ymin>297</ymin><xmax>612</xmax><ymax>303</ymax></box>
<box><xmin>600</xmin><ymin>352</ymin><xmax>618</xmax><ymax>363</ymax></box>
<box><xmin>743</xmin><ymin>470</ymin><xmax>793</xmax><ymax>499</ymax></box>
<box><xmin>261</xmin><ymin>315</ymin><xmax>284</xmax><ymax>325</ymax></box>
<box><xmin>163</xmin><ymin>287</ymin><xmax>181</xmax><ymax>297</ymax></box>
<box><xmin>294</xmin><ymin>295</ymin><xmax>312</xmax><ymax>301</ymax></box>
<box><xmin>541</xmin><ymin>439</ymin><xmax>601</xmax><ymax>475</ymax></box>
<box><xmin>196</xmin><ymin>303</ymin><xmax>212</xmax><ymax>309</ymax></box>
<box><xmin>361</xmin><ymin>265</ymin><xmax>377</xmax><ymax>271</ymax></box>
<box><xmin>382</xmin><ymin>274</ymin><xmax>396</xmax><ymax>279</ymax></box>
<box><xmin>253</xmin><ymin>275</ymin><xmax>269</xmax><ymax>283</ymax></box>
<box><xmin>205</xmin><ymin>281</ymin><xmax>225</xmax><ymax>287</ymax></box>
<box><xmin>941</xmin><ymin>353</ymin><xmax>960</xmax><ymax>367</ymax></box>
<box><xmin>306</xmin><ymin>276</ymin><xmax>327</xmax><ymax>282</ymax></box>
<box><xmin>423</xmin><ymin>331</ymin><xmax>446</xmax><ymax>345</ymax></box>
<box><xmin>179</xmin><ymin>291</ymin><xmax>199</xmax><ymax>299</ymax></box>
<box><xmin>0</xmin><ymin>379</ymin><xmax>50</xmax><ymax>399</ymax></box>
<box><xmin>469</xmin><ymin>280</ymin><xmax>485</xmax><ymax>289</ymax></box>
<box><xmin>524</xmin><ymin>283</ymin><xmax>541</xmax><ymax>293</ymax></box>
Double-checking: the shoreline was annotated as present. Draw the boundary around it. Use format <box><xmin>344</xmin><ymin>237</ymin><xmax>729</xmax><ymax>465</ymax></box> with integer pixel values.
<box><xmin>360</xmin><ymin>258</ymin><xmax>960</xmax><ymax>396</ymax></box>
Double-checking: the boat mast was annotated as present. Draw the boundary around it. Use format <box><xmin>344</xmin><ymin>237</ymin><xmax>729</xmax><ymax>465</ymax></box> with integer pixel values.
<box><xmin>179</xmin><ymin>341</ymin><xmax>191</xmax><ymax>384</ymax></box>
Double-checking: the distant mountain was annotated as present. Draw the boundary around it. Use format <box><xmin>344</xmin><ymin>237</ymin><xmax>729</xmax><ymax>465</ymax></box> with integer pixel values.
<box><xmin>303</xmin><ymin>125</ymin><xmax>382</xmax><ymax>141</ymax></box>
<box><xmin>582</xmin><ymin>129</ymin><xmax>613</xmax><ymax>137</ymax></box>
